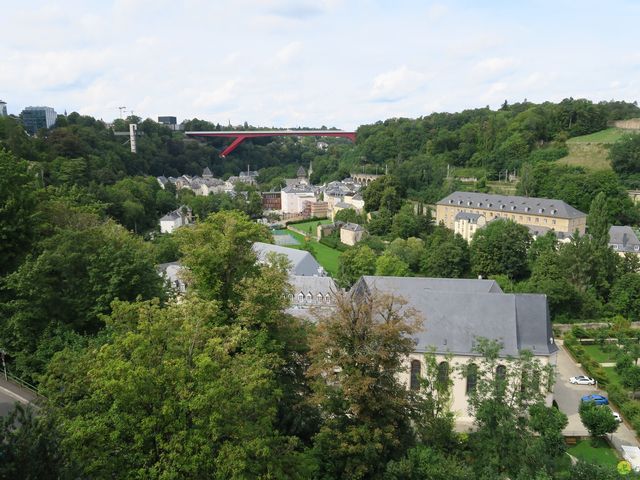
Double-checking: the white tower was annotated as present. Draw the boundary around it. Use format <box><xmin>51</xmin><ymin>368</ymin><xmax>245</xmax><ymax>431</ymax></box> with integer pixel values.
<box><xmin>129</xmin><ymin>123</ymin><xmax>137</xmax><ymax>153</ymax></box>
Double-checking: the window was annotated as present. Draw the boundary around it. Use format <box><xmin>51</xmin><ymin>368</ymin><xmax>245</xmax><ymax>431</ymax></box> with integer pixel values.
<box><xmin>437</xmin><ymin>361</ymin><xmax>449</xmax><ymax>385</ymax></box>
<box><xmin>410</xmin><ymin>360</ymin><xmax>421</xmax><ymax>391</ymax></box>
<box><xmin>317</xmin><ymin>293</ymin><xmax>323</xmax><ymax>303</ymax></box>
<box><xmin>552</xmin><ymin>220</ymin><xmax>556</xmax><ymax>225</ymax></box>
<box><xmin>496</xmin><ymin>365</ymin><xmax>507</xmax><ymax>382</ymax></box>
<box><xmin>325</xmin><ymin>294</ymin><xmax>331</xmax><ymax>304</ymax></box>
<box><xmin>466</xmin><ymin>363</ymin><xmax>478</xmax><ymax>394</ymax></box>
<box><xmin>306</xmin><ymin>292</ymin><xmax>312</xmax><ymax>303</ymax></box>
<box><xmin>297</xmin><ymin>293</ymin><xmax>304</xmax><ymax>303</ymax></box>
<box><xmin>288</xmin><ymin>293</ymin><xmax>294</xmax><ymax>301</ymax></box>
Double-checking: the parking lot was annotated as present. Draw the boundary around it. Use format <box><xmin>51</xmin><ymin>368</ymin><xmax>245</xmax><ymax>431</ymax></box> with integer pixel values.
<box><xmin>554</xmin><ymin>341</ymin><xmax>638</xmax><ymax>448</ymax></box>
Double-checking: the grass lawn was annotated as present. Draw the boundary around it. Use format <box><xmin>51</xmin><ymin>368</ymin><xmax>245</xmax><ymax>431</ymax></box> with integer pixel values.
<box><xmin>603</xmin><ymin>367</ymin><xmax>622</xmax><ymax>386</ymax></box>
<box><xmin>556</xmin><ymin>143</ymin><xmax>612</xmax><ymax>171</ymax></box>
<box><xmin>582</xmin><ymin>344</ymin><xmax>618</xmax><ymax>363</ymax></box>
<box><xmin>567</xmin><ymin>128</ymin><xmax>626</xmax><ymax>144</ymax></box>
<box><xmin>288</xmin><ymin>219</ymin><xmax>332</xmax><ymax>235</ymax></box>
<box><xmin>567</xmin><ymin>438</ymin><xmax>619</xmax><ymax>467</ymax></box>
<box><xmin>286</xmin><ymin>229</ymin><xmax>341</xmax><ymax>276</ymax></box>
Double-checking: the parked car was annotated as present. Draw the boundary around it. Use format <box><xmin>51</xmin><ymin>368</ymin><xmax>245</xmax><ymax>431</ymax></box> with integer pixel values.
<box><xmin>611</xmin><ymin>410</ymin><xmax>623</xmax><ymax>423</ymax></box>
<box><xmin>581</xmin><ymin>394</ymin><xmax>609</xmax><ymax>405</ymax></box>
<box><xmin>570</xmin><ymin>375</ymin><xmax>596</xmax><ymax>385</ymax></box>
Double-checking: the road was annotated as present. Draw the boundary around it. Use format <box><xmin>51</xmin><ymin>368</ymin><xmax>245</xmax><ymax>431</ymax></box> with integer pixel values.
<box><xmin>0</xmin><ymin>377</ymin><xmax>37</xmax><ymax>416</ymax></box>
<box><xmin>554</xmin><ymin>340</ymin><xmax>639</xmax><ymax>449</ymax></box>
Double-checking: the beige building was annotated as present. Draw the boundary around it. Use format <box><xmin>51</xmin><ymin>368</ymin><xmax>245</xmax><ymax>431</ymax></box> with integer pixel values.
<box><xmin>340</xmin><ymin>223</ymin><xmax>366</xmax><ymax>246</ymax></box>
<box><xmin>352</xmin><ymin>276</ymin><xmax>557</xmax><ymax>428</ymax></box>
<box><xmin>436</xmin><ymin>192</ymin><xmax>587</xmax><ymax>239</ymax></box>
<box><xmin>454</xmin><ymin>212</ymin><xmax>487</xmax><ymax>242</ymax></box>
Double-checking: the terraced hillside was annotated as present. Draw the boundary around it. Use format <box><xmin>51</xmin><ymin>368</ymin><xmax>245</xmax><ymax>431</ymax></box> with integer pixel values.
<box><xmin>556</xmin><ymin>128</ymin><xmax>626</xmax><ymax>170</ymax></box>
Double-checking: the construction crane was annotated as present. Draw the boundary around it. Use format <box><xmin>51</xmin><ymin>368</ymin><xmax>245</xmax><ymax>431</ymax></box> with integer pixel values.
<box><xmin>118</xmin><ymin>106</ymin><xmax>127</xmax><ymax>118</ymax></box>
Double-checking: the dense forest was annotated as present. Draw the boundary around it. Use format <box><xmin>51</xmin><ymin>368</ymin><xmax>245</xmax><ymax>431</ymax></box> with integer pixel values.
<box><xmin>2</xmin><ymin>98</ymin><xmax>640</xmax><ymax>478</ymax></box>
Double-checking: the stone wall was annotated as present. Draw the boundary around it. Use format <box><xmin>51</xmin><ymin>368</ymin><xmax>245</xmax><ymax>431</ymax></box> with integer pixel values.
<box><xmin>613</xmin><ymin>118</ymin><xmax>640</xmax><ymax>130</ymax></box>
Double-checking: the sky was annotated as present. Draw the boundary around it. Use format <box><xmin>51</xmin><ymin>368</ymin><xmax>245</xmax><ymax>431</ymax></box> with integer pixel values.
<box><xmin>2</xmin><ymin>0</ymin><xmax>639</xmax><ymax>130</ymax></box>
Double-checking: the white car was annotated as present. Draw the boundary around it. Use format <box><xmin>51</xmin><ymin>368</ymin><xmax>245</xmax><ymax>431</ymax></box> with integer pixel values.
<box><xmin>570</xmin><ymin>375</ymin><xmax>596</xmax><ymax>385</ymax></box>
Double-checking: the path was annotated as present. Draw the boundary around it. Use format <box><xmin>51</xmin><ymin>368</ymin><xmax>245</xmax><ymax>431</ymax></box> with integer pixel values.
<box><xmin>0</xmin><ymin>376</ymin><xmax>38</xmax><ymax>416</ymax></box>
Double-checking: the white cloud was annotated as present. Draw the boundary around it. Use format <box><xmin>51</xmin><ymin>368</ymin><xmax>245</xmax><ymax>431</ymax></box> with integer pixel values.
<box><xmin>275</xmin><ymin>41</ymin><xmax>303</xmax><ymax>64</ymax></box>
<box><xmin>473</xmin><ymin>57</ymin><xmax>518</xmax><ymax>76</ymax></box>
<box><xmin>370</xmin><ymin>66</ymin><xmax>431</xmax><ymax>103</ymax></box>
<box><xmin>193</xmin><ymin>80</ymin><xmax>238</xmax><ymax>109</ymax></box>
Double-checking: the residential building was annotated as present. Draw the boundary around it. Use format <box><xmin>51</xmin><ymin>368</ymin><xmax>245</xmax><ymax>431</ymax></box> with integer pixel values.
<box><xmin>340</xmin><ymin>223</ymin><xmax>366</xmax><ymax>246</ymax></box>
<box><xmin>436</xmin><ymin>192</ymin><xmax>587</xmax><ymax>239</ymax></box>
<box><xmin>609</xmin><ymin>226</ymin><xmax>640</xmax><ymax>255</ymax></box>
<box><xmin>0</xmin><ymin>100</ymin><xmax>7</xmax><ymax>117</ymax></box>
<box><xmin>281</xmin><ymin>183</ymin><xmax>317</xmax><ymax>214</ymax></box>
<box><xmin>331</xmin><ymin>201</ymin><xmax>354</xmax><ymax>220</ymax></box>
<box><xmin>159</xmin><ymin>206</ymin><xmax>192</xmax><ymax>233</ymax></box>
<box><xmin>261</xmin><ymin>192</ymin><xmax>282</xmax><ymax>210</ymax></box>
<box><xmin>351</xmin><ymin>276</ymin><xmax>557</xmax><ymax>428</ymax></box>
<box><xmin>302</xmin><ymin>200</ymin><xmax>329</xmax><ymax>219</ymax></box>
<box><xmin>454</xmin><ymin>212</ymin><xmax>487</xmax><ymax>242</ymax></box>
<box><xmin>21</xmin><ymin>106</ymin><xmax>57</xmax><ymax>134</ymax></box>
<box><xmin>285</xmin><ymin>275</ymin><xmax>339</xmax><ymax>318</ymax></box>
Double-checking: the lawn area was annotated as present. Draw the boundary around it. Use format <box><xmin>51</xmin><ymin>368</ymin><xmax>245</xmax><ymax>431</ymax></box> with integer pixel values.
<box><xmin>567</xmin><ymin>438</ymin><xmax>619</xmax><ymax>467</ymax></box>
<box><xmin>288</xmin><ymin>219</ymin><xmax>332</xmax><ymax>236</ymax></box>
<box><xmin>286</xmin><ymin>229</ymin><xmax>341</xmax><ymax>277</ymax></box>
<box><xmin>582</xmin><ymin>345</ymin><xmax>619</xmax><ymax>363</ymax></box>
<box><xmin>567</xmin><ymin>128</ymin><xmax>626</xmax><ymax>144</ymax></box>
<box><xmin>556</xmin><ymin>143</ymin><xmax>612</xmax><ymax>171</ymax></box>
<box><xmin>603</xmin><ymin>367</ymin><xmax>622</xmax><ymax>386</ymax></box>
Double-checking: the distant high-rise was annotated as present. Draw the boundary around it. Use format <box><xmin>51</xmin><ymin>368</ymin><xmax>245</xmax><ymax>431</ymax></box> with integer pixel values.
<box><xmin>0</xmin><ymin>100</ymin><xmax>7</xmax><ymax>117</ymax></box>
<box><xmin>158</xmin><ymin>116</ymin><xmax>178</xmax><ymax>131</ymax></box>
<box><xmin>21</xmin><ymin>106</ymin><xmax>57</xmax><ymax>134</ymax></box>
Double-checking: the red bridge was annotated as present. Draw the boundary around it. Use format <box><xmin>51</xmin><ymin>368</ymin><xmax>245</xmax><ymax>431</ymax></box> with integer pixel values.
<box><xmin>185</xmin><ymin>130</ymin><xmax>357</xmax><ymax>157</ymax></box>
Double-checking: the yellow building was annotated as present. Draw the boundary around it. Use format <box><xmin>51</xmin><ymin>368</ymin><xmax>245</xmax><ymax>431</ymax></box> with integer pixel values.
<box><xmin>436</xmin><ymin>192</ymin><xmax>586</xmax><ymax>239</ymax></box>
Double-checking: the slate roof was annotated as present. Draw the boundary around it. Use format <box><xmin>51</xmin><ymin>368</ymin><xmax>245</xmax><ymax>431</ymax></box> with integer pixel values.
<box><xmin>455</xmin><ymin>212</ymin><xmax>484</xmax><ymax>223</ymax></box>
<box><xmin>202</xmin><ymin>167</ymin><xmax>213</xmax><ymax>177</ymax></box>
<box><xmin>352</xmin><ymin>276</ymin><xmax>556</xmax><ymax>357</ymax></box>
<box><xmin>342</xmin><ymin>222</ymin><xmax>364</xmax><ymax>232</ymax></box>
<box><xmin>609</xmin><ymin>226</ymin><xmax>640</xmax><ymax>252</ymax></box>
<box><xmin>335</xmin><ymin>201</ymin><xmax>354</xmax><ymax>209</ymax></box>
<box><xmin>253</xmin><ymin>242</ymin><xmax>324</xmax><ymax>276</ymax></box>
<box><xmin>438</xmin><ymin>191</ymin><xmax>586</xmax><ymax>219</ymax></box>
<box><xmin>297</xmin><ymin>166</ymin><xmax>307</xmax><ymax>177</ymax></box>
<box><xmin>289</xmin><ymin>275</ymin><xmax>337</xmax><ymax>296</ymax></box>
<box><xmin>282</xmin><ymin>183</ymin><xmax>315</xmax><ymax>193</ymax></box>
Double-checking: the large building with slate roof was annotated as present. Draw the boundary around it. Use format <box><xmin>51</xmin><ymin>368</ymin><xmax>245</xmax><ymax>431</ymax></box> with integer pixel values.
<box><xmin>352</xmin><ymin>275</ymin><xmax>557</xmax><ymax>427</ymax></box>
<box><xmin>253</xmin><ymin>242</ymin><xmax>325</xmax><ymax>276</ymax></box>
<box><xmin>436</xmin><ymin>191</ymin><xmax>587</xmax><ymax>240</ymax></box>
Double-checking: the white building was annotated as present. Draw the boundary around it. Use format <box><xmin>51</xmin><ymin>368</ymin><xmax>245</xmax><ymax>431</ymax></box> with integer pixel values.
<box><xmin>281</xmin><ymin>184</ymin><xmax>318</xmax><ymax>214</ymax></box>
<box><xmin>159</xmin><ymin>206</ymin><xmax>192</xmax><ymax>233</ymax></box>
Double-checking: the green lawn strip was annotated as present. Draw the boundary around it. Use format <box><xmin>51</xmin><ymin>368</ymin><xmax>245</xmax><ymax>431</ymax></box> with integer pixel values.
<box><xmin>288</xmin><ymin>219</ymin><xmax>332</xmax><ymax>235</ymax></box>
<box><xmin>603</xmin><ymin>367</ymin><xmax>623</xmax><ymax>387</ymax></box>
<box><xmin>567</xmin><ymin>439</ymin><xmax>619</xmax><ymax>467</ymax></box>
<box><xmin>567</xmin><ymin>128</ymin><xmax>626</xmax><ymax>144</ymax></box>
<box><xmin>286</xmin><ymin>229</ymin><xmax>341</xmax><ymax>276</ymax></box>
<box><xmin>582</xmin><ymin>345</ymin><xmax>618</xmax><ymax>363</ymax></box>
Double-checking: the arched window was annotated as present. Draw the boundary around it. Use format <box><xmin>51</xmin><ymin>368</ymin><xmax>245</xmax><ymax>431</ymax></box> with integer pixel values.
<box><xmin>410</xmin><ymin>360</ymin><xmax>421</xmax><ymax>391</ymax></box>
<box><xmin>306</xmin><ymin>292</ymin><xmax>313</xmax><ymax>303</ymax></box>
<box><xmin>325</xmin><ymin>294</ymin><xmax>331</xmax><ymax>304</ymax></box>
<box><xmin>317</xmin><ymin>293</ymin><xmax>323</xmax><ymax>303</ymax></box>
<box><xmin>297</xmin><ymin>293</ymin><xmax>304</xmax><ymax>303</ymax></box>
<box><xmin>466</xmin><ymin>363</ymin><xmax>478</xmax><ymax>394</ymax></box>
<box><xmin>437</xmin><ymin>361</ymin><xmax>449</xmax><ymax>385</ymax></box>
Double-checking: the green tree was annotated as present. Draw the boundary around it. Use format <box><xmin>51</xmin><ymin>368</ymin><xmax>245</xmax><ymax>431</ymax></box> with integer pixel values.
<box><xmin>174</xmin><ymin>210</ymin><xmax>270</xmax><ymax>309</ymax></box>
<box><xmin>463</xmin><ymin>338</ymin><xmax>560</xmax><ymax>479</ymax></box>
<box><xmin>621</xmin><ymin>365</ymin><xmax>640</xmax><ymax>397</ymax></box>
<box><xmin>0</xmin><ymin>149</ymin><xmax>40</xmax><ymax>275</ymax></box>
<box><xmin>471</xmin><ymin>219</ymin><xmax>531</xmax><ymax>280</ymax></box>
<box><xmin>337</xmin><ymin>244</ymin><xmax>377</xmax><ymax>287</ymax></box>
<box><xmin>579</xmin><ymin>401</ymin><xmax>619</xmax><ymax>444</ymax></box>
<box><xmin>383</xmin><ymin>445</ymin><xmax>472</xmax><ymax>480</ymax></box>
<box><xmin>390</xmin><ymin>203</ymin><xmax>432</xmax><ymax>240</ymax></box>
<box><xmin>587</xmin><ymin>192</ymin><xmax>611</xmax><ymax>247</ymax></box>
<box><xmin>375</xmin><ymin>252</ymin><xmax>411</xmax><ymax>277</ymax></box>
<box><xmin>610</xmin><ymin>273</ymin><xmax>640</xmax><ymax>321</ymax></box>
<box><xmin>421</xmin><ymin>226</ymin><xmax>471</xmax><ymax>278</ymax></box>
<box><xmin>610</xmin><ymin>133</ymin><xmax>640</xmax><ymax>181</ymax></box>
<box><xmin>308</xmin><ymin>291</ymin><xmax>420</xmax><ymax>480</ymax></box>
<box><xmin>41</xmin><ymin>298</ymin><xmax>312</xmax><ymax>479</ymax></box>
<box><xmin>334</xmin><ymin>207</ymin><xmax>365</xmax><ymax>225</ymax></box>
<box><xmin>3</xmin><ymin>221</ymin><xmax>164</xmax><ymax>378</ymax></box>
<box><xmin>387</xmin><ymin>237</ymin><xmax>425</xmax><ymax>273</ymax></box>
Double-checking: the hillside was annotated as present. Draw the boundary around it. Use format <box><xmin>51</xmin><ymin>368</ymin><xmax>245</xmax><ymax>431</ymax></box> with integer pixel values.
<box><xmin>555</xmin><ymin>128</ymin><xmax>626</xmax><ymax>171</ymax></box>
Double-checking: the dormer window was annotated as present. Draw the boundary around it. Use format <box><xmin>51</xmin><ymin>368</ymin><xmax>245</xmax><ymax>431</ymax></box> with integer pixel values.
<box><xmin>297</xmin><ymin>293</ymin><xmax>304</xmax><ymax>303</ymax></box>
<box><xmin>448</xmin><ymin>199</ymin><xmax>453</xmax><ymax>204</ymax></box>
<box><xmin>467</xmin><ymin>201</ymin><xmax>473</xmax><ymax>206</ymax></box>
<box><xmin>635</xmin><ymin>246</ymin><xmax>639</xmax><ymax>252</ymax></box>
<box><xmin>317</xmin><ymin>293</ymin><xmax>323</xmax><ymax>303</ymax></box>
<box><xmin>524</xmin><ymin>207</ymin><xmax>530</xmax><ymax>212</ymax></box>
<box><xmin>500</xmin><ymin>205</ymin><xmax>505</xmax><ymax>210</ymax></box>
<box><xmin>551</xmin><ymin>209</ymin><xmax>557</xmax><ymax>215</ymax></box>
<box><xmin>488</xmin><ymin>203</ymin><xmax>493</xmax><ymax>207</ymax></box>
<box><xmin>458</xmin><ymin>200</ymin><xmax>463</xmax><ymax>205</ymax></box>
<box><xmin>511</xmin><ymin>206</ymin><xmax>516</xmax><ymax>211</ymax></box>
<box><xmin>325</xmin><ymin>294</ymin><xmax>331</xmax><ymax>304</ymax></box>
<box><xmin>477</xmin><ymin>202</ymin><xmax>483</xmax><ymax>207</ymax></box>
<box><xmin>538</xmin><ymin>208</ymin><xmax>544</xmax><ymax>213</ymax></box>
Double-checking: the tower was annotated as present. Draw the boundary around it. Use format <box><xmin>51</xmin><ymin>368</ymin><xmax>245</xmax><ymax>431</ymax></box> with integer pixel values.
<box><xmin>0</xmin><ymin>100</ymin><xmax>7</xmax><ymax>117</ymax></box>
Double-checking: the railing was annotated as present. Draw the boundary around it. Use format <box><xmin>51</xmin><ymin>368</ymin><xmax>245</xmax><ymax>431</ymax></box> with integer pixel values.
<box><xmin>6</xmin><ymin>371</ymin><xmax>40</xmax><ymax>397</ymax></box>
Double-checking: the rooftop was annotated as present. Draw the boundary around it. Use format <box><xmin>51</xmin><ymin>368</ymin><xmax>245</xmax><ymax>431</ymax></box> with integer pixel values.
<box><xmin>253</xmin><ymin>242</ymin><xmax>324</xmax><ymax>276</ymax></box>
<box><xmin>609</xmin><ymin>225</ymin><xmax>640</xmax><ymax>252</ymax></box>
<box><xmin>438</xmin><ymin>191</ymin><xmax>586</xmax><ymax>219</ymax></box>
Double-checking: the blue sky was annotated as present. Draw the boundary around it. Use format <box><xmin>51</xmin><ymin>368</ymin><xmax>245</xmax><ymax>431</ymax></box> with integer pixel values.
<box><xmin>2</xmin><ymin>0</ymin><xmax>639</xmax><ymax>129</ymax></box>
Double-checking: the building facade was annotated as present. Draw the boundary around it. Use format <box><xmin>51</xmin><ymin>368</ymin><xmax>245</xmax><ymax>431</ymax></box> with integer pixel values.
<box><xmin>159</xmin><ymin>206</ymin><xmax>192</xmax><ymax>233</ymax></box>
<box><xmin>21</xmin><ymin>106</ymin><xmax>58</xmax><ymax>134</ymax></box>
<box><xmin>436</xmin><ymin>192</ymin><xmax>587</xmax><ymax>239</ymax></box>
<box><xmin>340</xmin><ymin>223</ymin><xmax>366</xmax><ymax>246</ymax></box>
<box><xmin>0</xmin><ymin>100</ymin><xmax>7</xmax><ymax>117</ymax></box>
<box><xmin>454</xmin><ymin>212</ymin><xmax>487</xmax><ymax>242</ymax></box>
<box><xmin>609</xmin><ymin>226</ymin><xmax>640</xmax><ymax>256</ymax></box>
